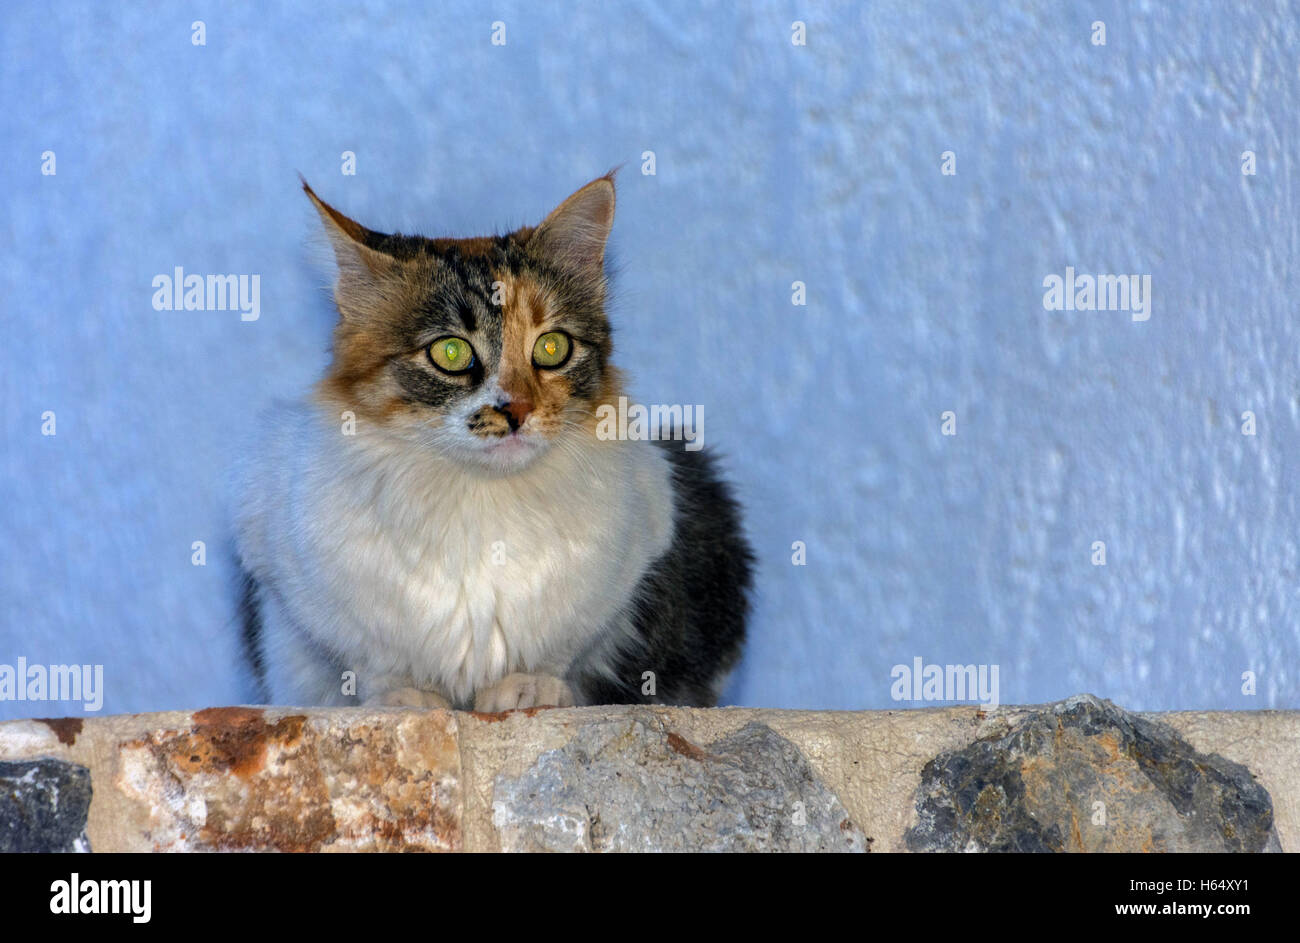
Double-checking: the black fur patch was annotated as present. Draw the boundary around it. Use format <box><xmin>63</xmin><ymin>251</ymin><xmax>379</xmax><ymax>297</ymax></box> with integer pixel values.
<box><xmin>393</xmin><ymin>359</ymin><xmax>478</xmax><ymax>408</ymax></box>
<box><xmin>238</xmin><ymin>569</ymin><xmax>268</xmax><ymax>701</ymax></box>
<box><xmin>571</xmin><ymin>442</ymin><xmax>754</xmax><ymax>707</ymax></box>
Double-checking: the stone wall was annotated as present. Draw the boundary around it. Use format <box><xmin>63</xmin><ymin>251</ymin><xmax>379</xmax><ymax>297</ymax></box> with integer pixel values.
<box><xmin>1</xmin><ymin>695</ymin><xmax>1292</xmax><ymax>853</ymax></box>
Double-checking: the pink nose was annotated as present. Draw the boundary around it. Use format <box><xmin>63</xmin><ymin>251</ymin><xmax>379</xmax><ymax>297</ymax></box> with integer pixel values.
<box><xmin>499</xmin><ymin>399</ymin><xmax>533</xmax><ymax>429</ymax></box>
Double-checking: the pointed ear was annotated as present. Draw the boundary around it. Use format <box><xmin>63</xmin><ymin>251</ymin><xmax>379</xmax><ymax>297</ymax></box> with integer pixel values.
<box><xmin>301</xmin><ymin>178</ymin><xmax>398</xmax><ymax>319</ymax></box>
<box><xmin>528</xmin><ymin>174</ymin><xmax>616</xmax><ymax>274</ymax></box>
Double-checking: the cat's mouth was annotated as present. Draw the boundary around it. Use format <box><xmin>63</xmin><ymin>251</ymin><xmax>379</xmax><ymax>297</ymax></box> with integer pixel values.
<box><xmin>469</xmin><ymin>429</ymin><xmax>547</xmax><ymax>472</ymax></box>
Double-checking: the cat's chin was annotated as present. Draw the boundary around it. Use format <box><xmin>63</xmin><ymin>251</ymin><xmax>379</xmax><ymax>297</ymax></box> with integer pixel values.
<box><xmin>456</xmin><ymin>434</ymin><xmax>550</xmax><ymax>476</ymax></box>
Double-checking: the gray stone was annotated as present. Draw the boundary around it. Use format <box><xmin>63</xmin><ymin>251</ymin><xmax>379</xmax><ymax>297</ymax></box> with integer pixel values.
<box><xmin>907</xmin><ymin>694</ymin><xmax>1279</xmax><ymax>853</ymax></box>
<box><xmin>492</xmin><ymin>713</ymin><xmax>867</xmax><ymax>852</ymax></box>
<box><xmin>0</xmin><ymin>758</ymin><xmax>93</xmax><ymax>853</ymax></box>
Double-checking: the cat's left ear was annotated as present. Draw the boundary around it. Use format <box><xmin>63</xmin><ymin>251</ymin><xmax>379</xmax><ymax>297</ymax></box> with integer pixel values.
<box><xmin>528</xmin><ymin>173</ymin><xmax>616</xmax><ymax>274</ymax></box>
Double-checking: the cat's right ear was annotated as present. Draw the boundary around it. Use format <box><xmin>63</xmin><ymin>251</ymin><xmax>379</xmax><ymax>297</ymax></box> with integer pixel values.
<box><xmin>302</xmin><ymin>178</ymin><xmax>398</xmax><ymax>320</ymax></box>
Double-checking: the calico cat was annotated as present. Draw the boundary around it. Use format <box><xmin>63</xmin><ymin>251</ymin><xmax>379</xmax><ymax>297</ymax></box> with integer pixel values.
<box><xmin>235</xmin><ymin>174</ymin><xmax>752</xmax><ymax>711</ymax></box>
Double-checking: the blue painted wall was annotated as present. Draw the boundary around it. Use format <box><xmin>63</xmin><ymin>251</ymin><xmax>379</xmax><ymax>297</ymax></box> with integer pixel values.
<box><xmin>2</xmin><ymin>1</ymin><xmax>1296</xmax><ymax>717</ymax></box>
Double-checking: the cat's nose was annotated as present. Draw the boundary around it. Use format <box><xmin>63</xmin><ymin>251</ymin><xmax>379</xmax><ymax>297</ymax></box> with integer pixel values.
<box><xmin>495</xmin><ymin>399</ymin><xmax>533</xmax><ymax>431</ymax></box>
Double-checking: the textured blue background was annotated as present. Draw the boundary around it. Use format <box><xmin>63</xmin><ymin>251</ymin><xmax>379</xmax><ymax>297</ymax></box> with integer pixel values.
<box><xmin>2</xmin><ymin>1</ymin><xmax>1297</xmax><ymax>717</ymax></box>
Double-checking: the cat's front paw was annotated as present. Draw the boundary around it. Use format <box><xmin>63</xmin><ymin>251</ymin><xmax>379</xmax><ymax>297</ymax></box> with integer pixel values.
<box><xmin>365</xmin><ymin>686</ymin><xmax>452</xmax><ymax>710</ymax></box>
<box><xmin>473</xmin><ymin>673</ymin><xmax>575</xmax><ymax>713</ymax></box>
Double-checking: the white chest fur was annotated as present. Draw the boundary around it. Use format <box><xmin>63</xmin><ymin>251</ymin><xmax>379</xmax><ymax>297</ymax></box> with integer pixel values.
<box><xmin>235</xmin><ymin>402</ymin><xmax>675</xmax><ymax>704</ymax></box>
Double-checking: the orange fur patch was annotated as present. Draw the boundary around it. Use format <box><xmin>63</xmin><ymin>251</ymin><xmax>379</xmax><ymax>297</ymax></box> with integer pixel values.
<box><xmin>496</xmin><ymin>271</ymin><xmax>547</xmax><ymax>405</ymax></box>
<box><xmin>465</xmin><ymin>269</ymin><xmax>579</xmax><ymax>439</ymax></box>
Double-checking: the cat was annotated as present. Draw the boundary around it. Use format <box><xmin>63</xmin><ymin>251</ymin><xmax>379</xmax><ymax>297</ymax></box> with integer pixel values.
<box><xmin>234</xmin><ymin>173</ymin><xmax>753</xmax><ymax>711</ymax></box>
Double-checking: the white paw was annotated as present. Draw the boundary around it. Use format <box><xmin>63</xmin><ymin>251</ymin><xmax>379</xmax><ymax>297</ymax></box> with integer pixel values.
<box><xmin>365</xmin><ymin>686</ymin><xmax>452</xmax><ymax>710</ymax></box>
<box><xmin>473</xmin><ymin>673</ymin><xmax>575</xmax><ymax>713</ymax></box>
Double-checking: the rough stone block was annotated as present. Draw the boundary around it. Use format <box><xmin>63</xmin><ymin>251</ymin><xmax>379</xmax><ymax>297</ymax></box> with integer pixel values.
<box><xmin>491</xmin><ymin>711</ymin><xmax>867</xmax><ymax>852</ymax></box>
<box><xmin>907</xmin><ymin>694</ymin><xmax>1279</xmax><ymax>852</ymax></box>
<box><xmin>0</xmin><ymin>757</ymin><xmax>92</xmax><ymax>853</ymax></box>
<box><xmin>114</xmin><ymin>707</ymin><xmax>461</xmax><ymax>851</ymax></box>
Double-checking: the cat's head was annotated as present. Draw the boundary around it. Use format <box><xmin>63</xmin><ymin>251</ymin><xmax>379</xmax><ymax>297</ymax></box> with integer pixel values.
<box><xmin>305</xmin><ymin>175</ymin><xmax>621</xmax><ymax>475</ymax></box>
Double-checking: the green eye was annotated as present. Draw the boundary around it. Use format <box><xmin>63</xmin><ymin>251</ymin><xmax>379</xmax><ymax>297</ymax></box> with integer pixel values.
<box><xmin>532</xmin><ymin>331</ymin><xmax>572</xmax><ymax>368</ymax></box>
<box><xmin>429</xmin><ymin>336</ymin><xmax>475</xmax><ymax>373</ymax></box>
